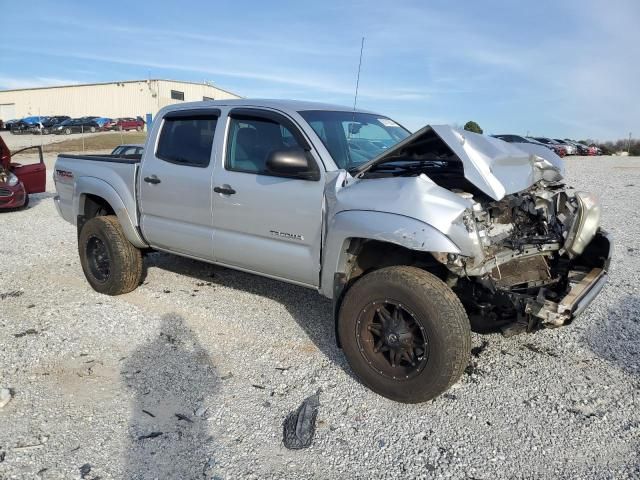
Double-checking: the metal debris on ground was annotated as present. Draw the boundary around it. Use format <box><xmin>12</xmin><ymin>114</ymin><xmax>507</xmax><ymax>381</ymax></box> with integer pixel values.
<box><xmin>471</xmin><ymin>340</ymin><xmax>489</xmax><ymax>358</ymax></box>
<box><xmin>138</xmin><ymin>431</ymin><xmax>163</xmax><ymax>440</ymax></box>
<box><xmin>79</xmin><ymin>463</ymin><xmax>92</xmax><ymax>478</ymax></box>
<box><xmin>13</xmin><ymin>329</ymin><xmax>39</xmax><ymax>338</ymax></box>
<box><xmin>175</xmin><ymin>413</ymin><xmax>193</xmax><ymax>423</ymax></box>
<box><xmin>282</xmin><ymin>390</ymin><xmax>321</xmax><ymax>450</ymax></box>
<box><xmin>0</xmin><ymin>291</ymin><xmax>23</xmax><ymax>300</ymax></box>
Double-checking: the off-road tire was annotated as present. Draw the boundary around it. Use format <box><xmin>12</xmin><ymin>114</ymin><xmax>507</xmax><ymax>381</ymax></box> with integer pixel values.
<box><xmin>78</xmin><ymin>215</ymin><xmax>143</xmax><ymax>295</ymax></box>
<box><xmin>338</xmin><ymin>266</ymin><xmax>471</xmax><ymax>403</ymax></box>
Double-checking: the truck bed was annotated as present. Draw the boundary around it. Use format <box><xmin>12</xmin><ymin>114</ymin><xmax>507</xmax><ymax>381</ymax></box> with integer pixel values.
<box><xmin>54</xmin><ymin>153</ymin><xmax>141</xmax><ymax>228</ymax></box>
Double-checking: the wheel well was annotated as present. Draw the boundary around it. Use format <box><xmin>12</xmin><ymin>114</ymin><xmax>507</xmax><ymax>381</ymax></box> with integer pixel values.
<box><xmin>77</xmin><ymin>194</ymin><xmax>115</xmax><ymax>233</ymax></box>
<box><xmin>333</xmin><ymin>238</ymin><xmax>448</xmax><ymax>346</ymax></box>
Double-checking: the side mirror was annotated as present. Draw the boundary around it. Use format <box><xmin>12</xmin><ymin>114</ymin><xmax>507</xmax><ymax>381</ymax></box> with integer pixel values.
<box><xmin>266</xmin><ymin>148</ymin><xmax>319</xmax><ymax>181</ymax></box>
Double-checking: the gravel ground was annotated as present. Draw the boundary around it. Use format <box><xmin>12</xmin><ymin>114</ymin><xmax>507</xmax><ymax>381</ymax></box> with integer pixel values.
<box><xmin>0</xmin><ymin>149</ymin><xmax>638</xmax><ymax>479</ymax></box>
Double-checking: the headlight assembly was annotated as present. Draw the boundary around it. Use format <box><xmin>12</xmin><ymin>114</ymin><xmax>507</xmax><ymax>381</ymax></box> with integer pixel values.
<box><xmin>7</xmin><ymin>172</ymin><xmax>19</xmax><ymax>187</ymax></box>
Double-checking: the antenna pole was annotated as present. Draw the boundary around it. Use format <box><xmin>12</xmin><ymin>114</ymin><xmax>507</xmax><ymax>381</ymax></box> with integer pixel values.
<box><xmin>352</xmin><ymin>37</ymin><xmax>365</xmax><ymax>113</ymax></box>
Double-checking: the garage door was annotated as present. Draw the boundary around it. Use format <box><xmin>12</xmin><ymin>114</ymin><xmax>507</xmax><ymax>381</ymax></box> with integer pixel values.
<box><xmin>0</xmin><ymin>104</ymin><xmax>16</xmax><ymax>121</ymax></box>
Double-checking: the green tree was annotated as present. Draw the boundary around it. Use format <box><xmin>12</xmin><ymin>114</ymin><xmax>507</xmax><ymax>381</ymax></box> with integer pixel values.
<box><xmin>463</xmin><ymin>121</ymin><xmax>483</xmax><ymax>134</ymax></box>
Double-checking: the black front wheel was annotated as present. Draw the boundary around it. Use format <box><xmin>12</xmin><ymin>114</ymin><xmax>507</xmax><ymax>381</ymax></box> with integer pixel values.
<box><xmin>338</xmin><ymin>266</ymin><xmax>471</xmax><ymax>403</ymax></box>
<box><xmin>78</xmin><ymin>216</ymin><xmax>143</xmax><ymax>295</ymax></box>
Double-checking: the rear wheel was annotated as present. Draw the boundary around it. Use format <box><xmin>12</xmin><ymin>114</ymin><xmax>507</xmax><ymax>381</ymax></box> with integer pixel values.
<box><xmin>338</xmin><ymin>266</ymin><xmax>471</xmax><ymax>403</ymax></box>
<box><xmin>65</xmin><ymin>128</ymin><xmax>71</xmax><ymax>135</ymax></box>
<box><xmin>78</xmin><ymin>216</ymin><xmax>143</xmax><ymax>295</ymax></box>
<box><xmin>90</xmin><ymin>126</ymin><xmax>96</xmax><ymax>133</ymax></box>
<box><xmin>136</xmin><ymin>125</ymin><xmax>142</xmax><ymax>132</ymax></box>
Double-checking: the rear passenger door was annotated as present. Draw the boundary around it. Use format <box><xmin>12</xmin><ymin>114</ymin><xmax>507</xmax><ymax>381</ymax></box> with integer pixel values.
<box><xmin>211</xmin><ymin>108</ymin><xmax>325</xmax><ymax>287</ymax></box>
<box><xmin>138</xmin><ymin>109</ymin><xmax>220</xmax><ymax>260</ymax></box>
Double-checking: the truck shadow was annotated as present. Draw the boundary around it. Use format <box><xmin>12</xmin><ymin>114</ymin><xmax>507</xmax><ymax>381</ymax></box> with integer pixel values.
<box><xmin>583</xmin><ymin>294</ymin><xmax>640</xmax><ymax>379</ymax></box>
<box><xmin>121</xmin><ymin>313</ymin><xmax>219</xmax><ymax>479</ymax></box>
<box><xmin>144</xmin><ymin>252</ymin><xmax>352</xmax><ymax>375</ymax></box>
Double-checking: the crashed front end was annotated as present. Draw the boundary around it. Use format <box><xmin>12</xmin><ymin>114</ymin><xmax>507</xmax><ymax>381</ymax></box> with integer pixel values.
<box><xmin>439</xmin><ymin>185</ymin><xmax>611</xmax><ymax>332</ymax></box>
<box><xmin>356</xmin><ymin>125</ymin><xmax>611</xmax><ymax>333</ymax></box>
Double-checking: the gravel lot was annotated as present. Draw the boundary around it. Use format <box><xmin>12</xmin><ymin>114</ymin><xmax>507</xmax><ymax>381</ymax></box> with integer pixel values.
<box><xmin>0</xmin><ymin>144</ymin><xmax>638</xmax><ymax>479</ymax></box>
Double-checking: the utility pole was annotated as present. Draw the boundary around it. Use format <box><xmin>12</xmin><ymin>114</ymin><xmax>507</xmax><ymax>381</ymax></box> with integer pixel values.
<box><xmin>628</xmin><ymin>132</ymin><xmax>632</xmax><ymax>154</ymax></box>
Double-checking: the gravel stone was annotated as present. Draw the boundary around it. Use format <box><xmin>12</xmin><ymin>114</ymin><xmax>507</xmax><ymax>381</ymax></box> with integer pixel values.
<box><xmin>0</xmin><ymin>146</ymin><xmax>639</xmax><ymax>478</ymax></box>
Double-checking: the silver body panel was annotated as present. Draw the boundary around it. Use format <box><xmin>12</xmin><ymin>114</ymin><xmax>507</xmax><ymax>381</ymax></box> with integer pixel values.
<box><xmin>53</xmin><ymin>99</ymin><xmax>579</xmax><ymax>300</ymax></box>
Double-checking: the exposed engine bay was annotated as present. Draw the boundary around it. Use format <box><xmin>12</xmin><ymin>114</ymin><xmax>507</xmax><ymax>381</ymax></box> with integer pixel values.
<box><xmin>442</xmin><ymin>185</ymin><xmax>610</xmax><ymax>334</ymax></box>
<box><xmin>356</xmin><ymin>126</ymin><xmax>611</xmax><ymax>334</ymax></box>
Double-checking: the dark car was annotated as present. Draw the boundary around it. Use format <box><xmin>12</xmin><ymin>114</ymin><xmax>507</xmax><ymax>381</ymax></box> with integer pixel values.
<box><xmin>111</xmin><ymin>143</ymin><xmax>144</xmax><ymax>158</ymax></box>
<box><xmin>35</xmin><ymin>116</ymin><xmax>71</xmax><ymax>135</ymax></box>
<box><xmin>113</xmin><ymin>117</ymin><xmax>145</xmax><ymax>131</ymax></box>
<box><xmin>491</xmin><ymin>134</ymin><xmax>532</xmax><ymax>143</ymax></box>
<box><xmin>10</xmin><ymin>118</ymin><xmax>37</xmax><ymax>135</ymax></box>
<box><xmin>53</xmin><ymin>118</ymin><xmax>100</xmax><ymax>135</ymax></box>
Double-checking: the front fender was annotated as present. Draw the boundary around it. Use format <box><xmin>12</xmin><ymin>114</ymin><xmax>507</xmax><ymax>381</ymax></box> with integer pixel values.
<box><xmin>320</xmin><ymin>210</ymin><xmax>461</xmax><ymax>298</ymax></box>
<box><xmin>74</xmin><ymin>176</ymin><xmax>147</xmax><ymax>248</ymax></box>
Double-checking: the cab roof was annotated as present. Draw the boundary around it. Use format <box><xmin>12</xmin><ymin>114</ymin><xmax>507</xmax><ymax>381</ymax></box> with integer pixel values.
<box><xmin>161</xmin><ymin>98</ymin><xmax>377</xmax><ymax>115</ymax></box>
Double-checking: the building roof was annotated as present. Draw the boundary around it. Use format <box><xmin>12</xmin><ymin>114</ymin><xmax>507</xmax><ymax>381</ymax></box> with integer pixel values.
<box><xmin>0</xmin><ymin>79</ymin><xmax>240</xmax><ymax>97</ymax></box>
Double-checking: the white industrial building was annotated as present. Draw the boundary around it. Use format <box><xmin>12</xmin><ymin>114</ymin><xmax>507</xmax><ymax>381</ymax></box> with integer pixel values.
<box><xmin>0</xmin><ymin>79</ymin><xmax>241</xmax><ymax>121</ymax></box>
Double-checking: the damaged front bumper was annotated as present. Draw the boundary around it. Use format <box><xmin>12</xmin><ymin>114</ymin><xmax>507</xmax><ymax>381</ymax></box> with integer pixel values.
<box><xmin>526</xmin><ymin>230</ymin><xmax>612</xmax><ymax>327</ymax></box>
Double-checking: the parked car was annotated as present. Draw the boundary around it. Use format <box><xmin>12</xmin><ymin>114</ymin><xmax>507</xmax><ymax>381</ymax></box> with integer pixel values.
<box><xmin>10</xmin><ymin>116</ymin><xmax>44</xmax><ymax>135</ymax></box>
<box><xmin>491</xmin><ymin>134</ymin><xmax>533</xmax><ymax>144</ymax></box>
<box><xmin>113</xmin><ymin>117</ymin><xmax>145</xmax><ymax>131</ymax></box>
<box><xmin>564</xmin><ymin>140</ymin><xmax>590</xmax><ymax>155</ymax></box>
<box><xmin>53</xmin><ymin>118</ymin><xmax>100</xmax><ymax>135</ymax></box>
<box><xmin>111</xmin><ymin>143</ymin><xmax>144</xmax><ymax>158</ymax></box>
<box><xmin>3</xmin><ymin>119</ymin><xmax>19</xmax><ymax>131</ymax></box>
<box><xmin>53</xmin><ymin>100</ymin><xmax>611</xmax><ymax>403</ymax></box>
<box><xmin>0</xmin><ymin>134</ymin><xmax>46</xmax><ymax>209</ymax></box>
<box><xmin>94</xmin><ymin>117</ymin><xmax>113</xmax><ymax>129</ymax></box>
<box><xmin>552</xmin><ymin>139</ymin><xmax>576</xmax><ymax>155</ymax></box>
<box><xmin>31</xmin><ymin>116</ymin><xmax>71</xmax><ymax>135</ymax></box>
<box><xmin>527</xmin><ymin>137</ymin><xmax>567</xmax><ymax>157</ymax></box>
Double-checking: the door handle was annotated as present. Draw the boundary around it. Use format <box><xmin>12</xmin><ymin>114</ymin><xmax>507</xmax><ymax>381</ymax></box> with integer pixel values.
<box><xmin>144</xmin><ymin>175</ymin><xmax>161</xmax><ymax>184</ymax></box>
<box><xmin>214</xmin><ymin>185</ymin><xmax>236</xmax><ymax>195</ymax></box>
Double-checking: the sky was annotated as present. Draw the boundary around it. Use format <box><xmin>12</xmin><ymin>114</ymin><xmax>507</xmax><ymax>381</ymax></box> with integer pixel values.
<box><xmin>1</xmin><ymin>0</ymin><xmax>638</xmax><ymax>140</ymax></box>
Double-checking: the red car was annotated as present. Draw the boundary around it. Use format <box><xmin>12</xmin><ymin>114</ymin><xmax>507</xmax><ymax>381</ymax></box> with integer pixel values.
<box><xmin>113</xmin><ymin>117</ymin><xmax>145</xmax><ymax>131</ymax></box>
<box><xmin>0</xmin><ymin>135</ymin><xmax>46</xmax><ymax>209</ymax></box>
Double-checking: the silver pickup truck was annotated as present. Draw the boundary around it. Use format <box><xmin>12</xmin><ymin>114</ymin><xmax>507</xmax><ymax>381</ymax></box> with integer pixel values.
<box><xmin>54</xmin><ymin>99</ymin><xmax>611</xmax><ymax>403</ymax></box>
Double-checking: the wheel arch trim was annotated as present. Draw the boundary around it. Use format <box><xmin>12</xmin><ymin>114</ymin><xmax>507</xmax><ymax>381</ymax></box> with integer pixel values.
<box><xmin>74</xmin><ymin>176</ymin><xmax>147</xmax><ymax>248</ymax></box>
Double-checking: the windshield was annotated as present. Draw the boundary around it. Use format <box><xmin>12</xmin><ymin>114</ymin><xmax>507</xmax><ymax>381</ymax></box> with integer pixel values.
<box><xmin>299</xmin><ymin>110</ymin><xmax>411</xmax><ymax>170</ymax></box>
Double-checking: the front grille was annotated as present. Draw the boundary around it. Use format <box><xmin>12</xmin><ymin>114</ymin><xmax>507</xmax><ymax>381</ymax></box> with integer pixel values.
<box><xmin>0</xmin><ymin>188</ymin><xmax>13</xmax><ymax>197</ymax></box>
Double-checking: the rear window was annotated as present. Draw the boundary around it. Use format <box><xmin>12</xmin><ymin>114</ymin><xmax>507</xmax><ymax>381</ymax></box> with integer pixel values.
<box><xmin>156</xmin><ymin>115</ymin><xmax>217</xmax><ymax>167</ymax></box>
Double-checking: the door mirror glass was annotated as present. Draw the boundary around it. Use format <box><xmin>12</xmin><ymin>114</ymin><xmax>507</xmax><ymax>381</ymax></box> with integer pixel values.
<box><xmin>266</xmin><ymin>148</ymin><xmax>319</xmax><ymax>180</ymax></box>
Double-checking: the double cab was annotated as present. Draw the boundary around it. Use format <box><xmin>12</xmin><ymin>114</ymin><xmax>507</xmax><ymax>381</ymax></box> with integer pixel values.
<box><xmin>53</xmin><ymin>100</ymin><xmax>611</xmax><ymax>402</ymax></box>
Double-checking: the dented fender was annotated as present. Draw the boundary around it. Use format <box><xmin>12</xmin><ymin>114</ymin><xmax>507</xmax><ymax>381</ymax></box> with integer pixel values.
<box><xmin>319</xmin><ymin>210</ymin><xmax>461</xmax><ymax>298</ymax></box>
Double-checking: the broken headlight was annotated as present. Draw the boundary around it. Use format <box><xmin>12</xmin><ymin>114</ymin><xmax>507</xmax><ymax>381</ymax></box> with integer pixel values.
<box><xmin>564</xmin><ymin>191</ymin><xmax>601</xmax><ymax>257</ymax></box>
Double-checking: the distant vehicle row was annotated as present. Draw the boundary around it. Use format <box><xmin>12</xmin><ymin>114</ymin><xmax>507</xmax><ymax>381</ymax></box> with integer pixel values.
<box><xmin>2</xmin><ymin>116</ymin><xmax>145</xmax><ymax>135</ymax></box>
<box><xmin>492</xmin><ymin>134</ymin><xmax>604</xmax><ymax>156</ymax></box>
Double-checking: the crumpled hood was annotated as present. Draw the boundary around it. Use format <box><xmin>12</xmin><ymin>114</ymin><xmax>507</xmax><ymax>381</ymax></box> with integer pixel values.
<box><xmin>356</xmin><ymin>125</ymin><xmax>564</xmax><ymax>201</ymax></box>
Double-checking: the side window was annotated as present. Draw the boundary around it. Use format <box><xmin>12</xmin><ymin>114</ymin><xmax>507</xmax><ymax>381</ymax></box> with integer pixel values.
<box><xmin>226</xmin><ymin>116</ymin><xmax>304</xmax><ymax>175</ymax></box>
<box><xmin>156</xmin><ymin>115</ymin><xmax>217</xmax><ymax>167</ymax></box>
